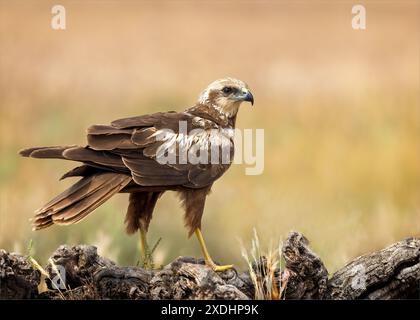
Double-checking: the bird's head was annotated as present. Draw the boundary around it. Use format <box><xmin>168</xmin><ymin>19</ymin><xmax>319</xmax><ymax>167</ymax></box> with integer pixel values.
<box><xmin>198</xmin><ymin>78</ymin><xmax>254</xmax><ymax>118</ymax></box>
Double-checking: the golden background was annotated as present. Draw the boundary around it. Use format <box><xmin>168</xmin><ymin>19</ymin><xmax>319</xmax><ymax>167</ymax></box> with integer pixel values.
<box><xmin>0</xmin><ymin>0</ymin><xmax>419</xmax><ymax>271</ymax></box>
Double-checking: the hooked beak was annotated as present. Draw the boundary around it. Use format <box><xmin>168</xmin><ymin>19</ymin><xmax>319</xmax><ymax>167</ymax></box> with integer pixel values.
<box><xmin>240</xmin><ymin>88</ymin><xmax>254</xmax><ymax>106</ymax></box>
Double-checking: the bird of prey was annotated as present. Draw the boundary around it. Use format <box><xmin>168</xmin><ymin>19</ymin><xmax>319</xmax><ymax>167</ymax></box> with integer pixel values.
<box><xmin>20</xmin><ymin>78</ymin><xmax>254</xmax><ymax>271</ymax></box>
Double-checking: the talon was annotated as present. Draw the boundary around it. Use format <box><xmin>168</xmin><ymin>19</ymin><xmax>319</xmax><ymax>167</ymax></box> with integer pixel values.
<box><xmin>205</xmin><ymin>259</ymin><xmax>234</xmax><ymax>272</ymax></box>
<box><xmin>209</xmin><ymin>263</ymin><xmax>234</xmax><ymax>272</ymax></box>
<box><xmin>195</xmin><ymin>228</ymin><xmax>234</xmax><ymax>272</ymax></box>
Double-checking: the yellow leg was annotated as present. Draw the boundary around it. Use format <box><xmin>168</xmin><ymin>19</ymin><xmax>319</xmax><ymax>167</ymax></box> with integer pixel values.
<box><xmin>139</xmin><ymin>230</ymin><xmax>147</xmax><ymax>259</ymax></box>
<box><xmin>195</xmin><ymin>228</ymin><xmax>234</xmax><ymax>272</ymax></box>
<box><xmin>139</xmin><ymin>229</ymin><xmax>152</xmax><ymax>269</ymax></box>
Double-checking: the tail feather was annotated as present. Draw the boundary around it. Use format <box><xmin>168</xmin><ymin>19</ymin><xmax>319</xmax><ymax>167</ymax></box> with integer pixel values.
<box><xmin>19</xmin><ymin>146</ymin><xmax>76</xmax><ymax>159</ymax></box>
<box><xmin>34</xmin><ymin>175</ymin><xmax>99</xmax><ymax>216</ymax></box>
<box><xmin>51</xmin><ymin>174</ymin><xmax>129</xmax><ymax>221</ymax></box>
<box><xmin>20</xmin><ymin>145</ymin><xmax>127</xmax><ymax>172</ymax></box>
<box><xmin>33</xmin><ymin>173</ymin><xmax>131</xmax><ymax>230</ymax></box>
<box><xmin>57</xmin><ymin>184</ymin><xmax>124</xmax><ymax>225</ymax></box>
<box><xmin>59</xmin><ymin>165</ymin><xmax>98</xmax><ymax>180</ymax></box>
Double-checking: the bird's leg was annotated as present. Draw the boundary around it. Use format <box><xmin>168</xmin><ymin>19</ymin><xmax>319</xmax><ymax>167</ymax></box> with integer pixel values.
<box><xmin>139</xmin><ymin>229</ymin><xmax>153</xmax><ymax>269</ymax></box>
<box><xmin>195</xmin><ymin>228</ymin><xmax>234</xmax><ymax>272</ymax></box>
<box><xmin>139</xmin><ymin>229</ymin><xmax>147</xmax><ymax>258</ymax></box>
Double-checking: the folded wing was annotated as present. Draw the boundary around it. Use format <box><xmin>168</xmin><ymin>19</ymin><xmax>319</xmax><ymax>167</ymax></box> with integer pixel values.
<box><xmin>87</xmin><ymin>112</ymin><xmax>234</xmax><ymax>188</ymax></box>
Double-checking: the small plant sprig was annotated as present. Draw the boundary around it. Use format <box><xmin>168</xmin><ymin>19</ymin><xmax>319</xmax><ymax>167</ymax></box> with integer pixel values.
<box><xmin>26</xmin><ymin>239</ymin><xmax>67</xmax><ymax>299</ymax></box>
<box><xmin>138</xmin><ymin>237</ymin><xmax>162</xmax><ymax>269</ymax></box>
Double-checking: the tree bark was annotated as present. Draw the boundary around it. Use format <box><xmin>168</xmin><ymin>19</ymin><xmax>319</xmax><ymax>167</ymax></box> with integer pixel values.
<box><xmin>326</xmin><ymin>237</ymin><xmax>420</xmax><ymax>299</ymax></box>
<box><xmin>1</xmin><ymin>232</ymin><xmax>419</xmax><ymax>299</ymax></box>
<box><xmin>0</xmin><ymin>249</ymin><xmax>40</xmax><ymax>299</ymax></box>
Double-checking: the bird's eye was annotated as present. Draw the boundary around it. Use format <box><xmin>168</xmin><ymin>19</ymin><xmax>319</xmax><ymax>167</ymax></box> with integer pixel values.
<box><xmin>222</xmin><ymin>87</ymin><xmax>233</xmax><ymax>94</ymax></box>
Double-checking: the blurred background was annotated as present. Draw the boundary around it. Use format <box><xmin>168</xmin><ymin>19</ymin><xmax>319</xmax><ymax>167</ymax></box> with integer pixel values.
<box><xmin>0</xmin><ymin>0</ymin><xmax>419</xmax><ymax>272</ymax></box>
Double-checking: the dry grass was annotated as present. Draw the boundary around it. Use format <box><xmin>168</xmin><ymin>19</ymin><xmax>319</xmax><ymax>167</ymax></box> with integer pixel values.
<box><xmin>0</xmin><ymin>1</ymin><xmax>419</xmax><ymax>273</ymax></box>
<box><xmin>240</xmin><ymin>229</ymin><xmax>283</xmax><ymax>300</ymax></box>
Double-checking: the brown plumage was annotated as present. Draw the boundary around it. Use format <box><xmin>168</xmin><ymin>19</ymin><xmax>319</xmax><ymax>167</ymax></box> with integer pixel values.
<box><xmin>20</xmin><ymin>78</ymin><xmax>254</xmax><ymax>270</ymax></box>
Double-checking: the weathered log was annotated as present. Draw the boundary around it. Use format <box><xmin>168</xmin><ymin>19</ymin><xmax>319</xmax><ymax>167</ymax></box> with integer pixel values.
<box><xmin>326</xmin><ymin>237</ymin><xmax>420</xmax><ymax>299</ymax></box>
<box><xmin>0</xmin><ymin>249</ymin><xmax>40</xmax><ymax>299</ymax></box>
<box><xmin>1</xmin><ymin>232</ymin><xmax>419</xmax><ymax>299</ymax></box>
<box><xmin>95</xmin><ymin>266</ymin><xmax>153</xmax><ymax>299</ymax></box>
<box><xmin>44</xmin><ymin>247</ymin><xmax>252</xmax><ymax>299</ymax></box>
<box><xmin>149</xmin><ymin>256</ymin><xmax>251</xmax><ymax>300</ymax></box>
<box><xmin>45</xmin><ymin>244</ymin><xmax>115</xmax><ymax>290</ymax></box>
<box><xmin>281</xmin><ymin>232</ymin><xmax>328</xmax><ymax>299</ymax></box>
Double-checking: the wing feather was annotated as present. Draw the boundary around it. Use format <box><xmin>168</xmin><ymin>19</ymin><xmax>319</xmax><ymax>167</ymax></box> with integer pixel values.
<box><xmin>63</xmin><ymin>147</ymin><xmax>126</xmax><ymax>168</ymax></box>
<box><xmin>87</xmin><ymin>124</ymin><xmax>133</xmax><ymax>135</ymax></box>
<box><xmin>111</xmin><ymin>113</ymin><xmax>170</xmax><ymax>129</ymax></box>
<box><xmin>131</xmin><ymin>127</ymin><xmax>157</xmax><ymax>147</ymax></box>
<box><xmin>87</xmin><ymin>133</ymin><xmax>137</xmax><ymax>150</ymax></box>
<box><xmin>19</xmin><ymin>146</ymin><xmax>76</xmax><ymax>159</ymax></box>
<box><xmin>83</xmin><ymin>111</ymin><xmax>232</xmax><ymax>188</ymax></box>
